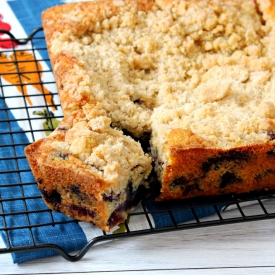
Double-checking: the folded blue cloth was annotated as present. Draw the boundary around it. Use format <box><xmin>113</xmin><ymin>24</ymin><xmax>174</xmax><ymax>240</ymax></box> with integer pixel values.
<box><xmin>143</xmin><ymin>198</ymin><xmax>222</xmax><ymax>229</ymax></box>
<box><xmin>0</xmin><ymin>97</ymin><xmax>88</xmax><ymax>263</ymax></box>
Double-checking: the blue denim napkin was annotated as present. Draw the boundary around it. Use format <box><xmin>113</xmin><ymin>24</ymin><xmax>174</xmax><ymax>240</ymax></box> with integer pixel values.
<box><xmin>143</xmin><ymin>198</ymin><xmax>222</xmax><ymax>228</ymax></box>
<box><xmin>0</xmin><ymin>97</ymin><xmax>88</xmax><ymax>263</ymax></box>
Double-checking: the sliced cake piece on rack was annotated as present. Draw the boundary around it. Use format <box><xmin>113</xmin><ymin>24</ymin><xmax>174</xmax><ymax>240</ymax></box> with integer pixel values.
<box><xmin>25</xmin><ymin>103</ymin><xmax>152</xmax><ymax>231</ymax></box>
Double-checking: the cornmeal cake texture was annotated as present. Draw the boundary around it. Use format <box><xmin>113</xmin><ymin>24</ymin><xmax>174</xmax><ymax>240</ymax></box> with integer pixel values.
<box><xmin>25</xmin><ymin>0</ymin><xmax>275</xmax><ymax>229</ymax></box>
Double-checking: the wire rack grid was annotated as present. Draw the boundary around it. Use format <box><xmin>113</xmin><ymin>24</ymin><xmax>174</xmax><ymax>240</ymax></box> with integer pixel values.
<box><xmin>1</xmin><ymin>28</ymin><xmax>275</xmax><ymax>262</ymax></box>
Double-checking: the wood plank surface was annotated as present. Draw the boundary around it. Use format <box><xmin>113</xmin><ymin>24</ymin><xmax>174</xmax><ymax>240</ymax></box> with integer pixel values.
<box><xmin>1</xmin><ymin>200</ymin><xmax>275</xmax><ymax>274</ymax></box>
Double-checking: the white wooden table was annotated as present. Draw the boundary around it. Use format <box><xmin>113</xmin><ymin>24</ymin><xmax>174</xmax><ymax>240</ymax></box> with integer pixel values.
<box><xmin>1</xmin><ymin>201</ymin><xmax>275</xmax><ymax>275</ymax></box>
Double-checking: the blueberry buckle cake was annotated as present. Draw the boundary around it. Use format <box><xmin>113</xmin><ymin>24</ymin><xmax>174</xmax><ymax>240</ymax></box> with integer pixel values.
<box><xmin>25</xmin><ymin>0</ymin><xmax>275</xmax><ymax>230</ymax></box>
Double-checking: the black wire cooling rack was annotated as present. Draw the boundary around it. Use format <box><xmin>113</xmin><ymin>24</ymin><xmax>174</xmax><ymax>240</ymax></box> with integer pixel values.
<box><xmin>1</xmin><ymin>28</ymin><xmax>275</xmax><ymax>262</ymax></box>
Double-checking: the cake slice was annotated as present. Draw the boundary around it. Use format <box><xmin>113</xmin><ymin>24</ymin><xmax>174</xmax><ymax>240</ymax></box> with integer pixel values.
<box><xmin>25</xmin><ymin>104</ymin><xmax>152</xmax><ymax>231</ymax></box>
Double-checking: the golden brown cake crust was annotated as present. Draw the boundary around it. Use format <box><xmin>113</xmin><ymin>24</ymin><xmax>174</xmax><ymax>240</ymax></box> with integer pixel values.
<box><xmin>50</xmin><ymin>53</ymin><xmax>91</xmax><ymax>114</ymax></box>
<box><xmin>157</xmin><ymin>130</ymin><xmax>275</xmax><ymax>200</ymax></box>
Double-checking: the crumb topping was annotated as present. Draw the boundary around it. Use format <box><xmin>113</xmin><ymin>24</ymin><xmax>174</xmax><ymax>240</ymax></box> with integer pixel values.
<box><xmin>48</xmin><ymin>104</ymin><xmax>152</xmax><ymax>190</ymax></box>
<box><xmin>46</xmin><ymin>0</ymin><xmax>275</xmax><ymax>147</ymax></box>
